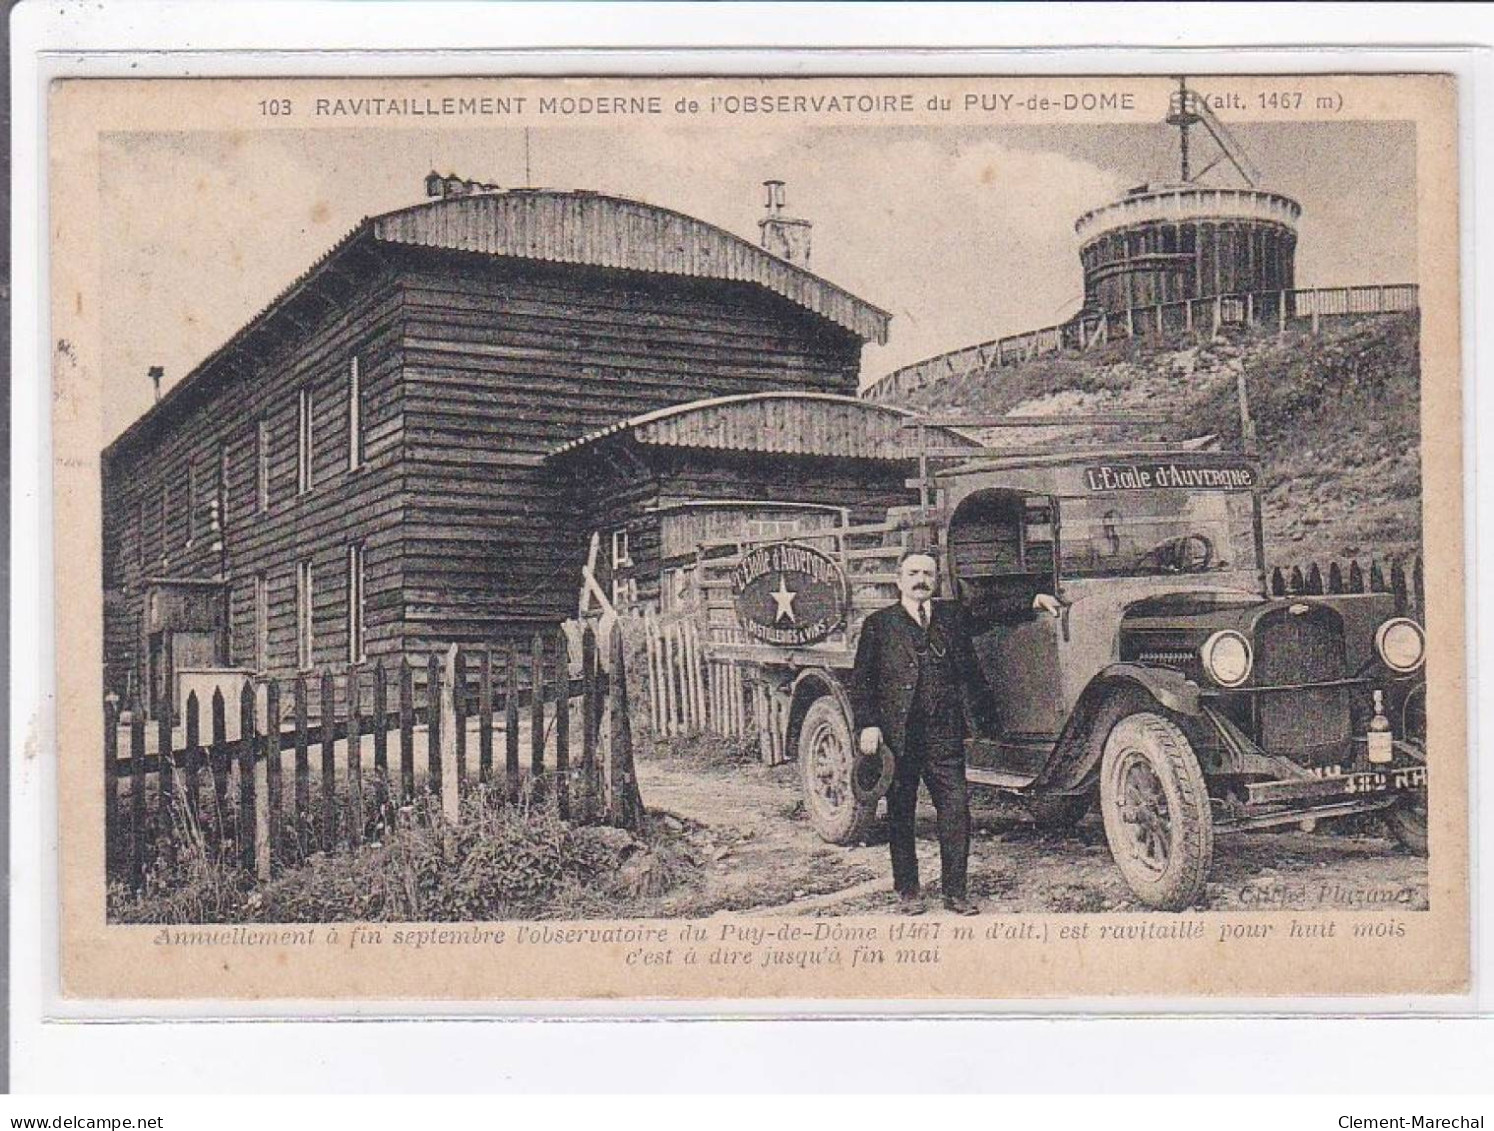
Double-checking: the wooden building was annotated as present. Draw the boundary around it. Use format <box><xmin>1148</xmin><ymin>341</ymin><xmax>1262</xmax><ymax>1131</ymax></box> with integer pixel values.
<box><xmin>548</xmin><ymin>392</ymin><xmax>982</xmax><ymax>611</ymax></box>
<box><xmin>101</xmin><ymin>186</ymin><xmax>890</xmax><ymax>715</ymax></box>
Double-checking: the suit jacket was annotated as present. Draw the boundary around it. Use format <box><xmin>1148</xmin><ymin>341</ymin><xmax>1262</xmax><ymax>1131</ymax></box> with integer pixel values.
<box><xmin>849</xmin><ymin>597</ymin><xmax>1024</xmax><ymax>758</ymax></box>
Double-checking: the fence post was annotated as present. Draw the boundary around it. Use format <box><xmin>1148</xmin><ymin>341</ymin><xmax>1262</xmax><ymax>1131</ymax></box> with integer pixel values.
<box><xmin>1328</xmin><ymin>561</ymin><xmax>1344</xmax><ymax>594</ymax></box>
<box><xmin>607</xmin><ymin>624</ymin><xmax>647</xmax><ymax>832</ymax></box>
<box><xmin>294</xmin><ymin>674</ymin><xmax>310</xmax><ymax>851</ymax></box>
<box><xmin>129</xmin><ymin>699</ymin><xmax>146</xmax><ymax>891</ymax></box>
<box><xmin>479</xmin><ymin>648</ymin><xmax>494</xmax><ymax>786</ymax></box>
<box><xmin>210</xmin><ymin>689</ymin><xmax>228</xmax><ymax>853</ymax></box>
<box><xmin>264</xmin><ymin>679</ymin><xmax>282</xmax><ymax>874</ymax></box>
<box><xmin>1289</xmin><ymin>565</ymin><xmax>1305</xmax><ymax>594</ymax></box>
<box><xmin>531</xmin><ymin>632</ymin><xmax>547</xmax><ymax>790</ymax></box>
<box><xmin>1370</xmin><ymin>560</ymin><xmax>1386</xmax><ymax>592</ymax></box>
<box><xmin>453</xmin><ymin>649</ymin><xmax>468</xmax><ymax>796</ymax></box>
<box><xmin>321</xmin><ymin>669</ymin><xmax>337</xmax><ymax>850</ymax></box>
<box><xmin>239</xmin><ymin>681</ymin><xmax>257</xmax><ymax>874</ymax></box>
<box><xmin>581</xmin><ymin>625</ymin><xmax>599</xmax><ymax>821</ymax></box>
<box><xmin>1347</xmin><ymin>559</ymin><xmax>1365</xmax><ymax>593</ymax></box>
<box><xmin>371</xmin><ymin>660</ymin><xmax>388</xmax><ymax>785</ymax></box>
<box><xmin>104</xmin><ymin>698</ymin><xmax>120</xmax><ymax>877</ymax></box>
<box><xmin>439</xmin><ymin>646</ymin><xmax>459</xmax><ymax>824</ymax></box>
<box><xmin>157</xmin><ymin>694</ymin><xmax>174</xmax><ymax>834</ymax></box>
<box><xmin>371</xmin><ymin>662</ymin><xmax>388</xmax><ymax>822</ymax></box>
<box><xmin>554</xmin><ymin>628</ymin><xmax>571</xmax><ymax>820</ymax></box>
<box><xmin>427</xmin><ymin>652</ymin><xmax>443</xmax><ymax>804</ymax></box>
<box><xmin>1270</xmin><ymin>567</ymin><xmax>1286</xmax><ymax>596</ymax></box>
<box><xmin>505</xmin><ymin>647</ymin><xmax>522</xmax><ymax>800</ymax></box>
<box><xmin>399</xmin><ymin>662</ymin><xmax>415</xmax><ymax>804</ymax></box>
<box><xmin>1391</xmin><ymin>559</ymin><xmax>1408</xmax><ymax>614</ymax></box>
<box><xmin>184</xmin><ymin>690</ymin><xmax>201</xmax><ymax>821</ymax></box>
<box><xmin>1306</xmin><ymin>563</ymin><xmax>1324</xmax><ymax>595</ymax></box>
<box><xmin>348</xmin><ymin>665</ymin><xmax>363</xmax><ymax>848</ymax></box>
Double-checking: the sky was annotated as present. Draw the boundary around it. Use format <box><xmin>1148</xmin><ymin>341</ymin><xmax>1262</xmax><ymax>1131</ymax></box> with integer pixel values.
<box><xmin>98</xmin><ymin>115</ymin><xmax>1417</xmax><ymax>441</ymax></box>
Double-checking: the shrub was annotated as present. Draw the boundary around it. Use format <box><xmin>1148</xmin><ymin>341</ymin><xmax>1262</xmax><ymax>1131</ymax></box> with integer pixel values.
<box><xmin>107</xmin><ymin>785</ymin><xmax>667</xmax><ymax>924</ymax></box>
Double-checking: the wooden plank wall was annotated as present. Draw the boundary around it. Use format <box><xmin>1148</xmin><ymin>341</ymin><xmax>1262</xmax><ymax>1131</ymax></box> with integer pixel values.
<box><xmin>101</xmin><ymin>264</ymin><xmax>409</xmax><ymax>701</ymax></box>
<box><xmin>397</xmin><ymin>251</ymin><xmax>865</xmax><ymax>651</ymax></box>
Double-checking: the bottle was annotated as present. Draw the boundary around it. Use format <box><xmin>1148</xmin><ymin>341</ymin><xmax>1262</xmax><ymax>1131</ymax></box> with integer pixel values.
<box><xmin>1367</xmin><ymin>689</ymin><xmax>1394</xmax><ymax>765</ymax></box>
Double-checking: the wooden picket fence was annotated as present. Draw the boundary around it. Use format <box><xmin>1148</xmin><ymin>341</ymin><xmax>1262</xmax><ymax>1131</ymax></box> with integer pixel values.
<box><xmin>1270</xmin><ymin>553</ymin><xmax>1424</xmax><ymax>616</ymax></box>
<box><xmin>105</xmin><ymin>625</ymin><xmax>616</xmax><ymax>892</ymax></box>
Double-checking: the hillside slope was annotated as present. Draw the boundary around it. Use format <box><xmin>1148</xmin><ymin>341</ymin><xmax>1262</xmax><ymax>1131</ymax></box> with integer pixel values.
<box><xmin>899</xmin><ymin>313</ymin><xmax>1423</xmax><ymax>566</ymax></box>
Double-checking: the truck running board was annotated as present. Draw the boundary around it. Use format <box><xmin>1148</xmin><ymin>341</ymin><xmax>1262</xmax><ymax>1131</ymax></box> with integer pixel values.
<box><xmin>966</xmin><ymin>767</ymin><xmax>1039</xmax><ymax>791</ymax></box>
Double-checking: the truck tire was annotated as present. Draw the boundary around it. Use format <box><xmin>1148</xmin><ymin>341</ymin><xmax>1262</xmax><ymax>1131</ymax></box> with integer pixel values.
<box><xmin>1385</xmin><ymin>792</ymin><xmax>1428</xmax><ymax>856</ymax></box>
<box><xmin>1099</xmin><ymin>711</ymin><xmax>1213</xmax><ymax>911</ymax></box>
<box><xmin>798</xmin><ymin>696</ymin><xmax>879</xmax><ymax>846</ymax></box>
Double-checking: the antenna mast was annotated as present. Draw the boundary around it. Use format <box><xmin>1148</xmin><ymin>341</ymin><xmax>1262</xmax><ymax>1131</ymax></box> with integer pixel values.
<box><xmin>1166</xmin><ymin>75</ymin><xmax>1261</xmax><ymax>188</ymax></box>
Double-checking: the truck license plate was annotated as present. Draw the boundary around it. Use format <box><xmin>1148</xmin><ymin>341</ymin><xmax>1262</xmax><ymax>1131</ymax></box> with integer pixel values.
<box><xmin>1342</xmin><ymin>766</ymin><xmax>1426</xmax><ymax>794</ymax></box>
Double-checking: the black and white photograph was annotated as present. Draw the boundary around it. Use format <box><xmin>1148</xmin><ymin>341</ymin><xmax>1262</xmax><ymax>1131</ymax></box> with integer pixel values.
<box><xmin>48</xmin><ymin>71</ymin><xmax>1466</xmax><ymax>1000</ymax></box>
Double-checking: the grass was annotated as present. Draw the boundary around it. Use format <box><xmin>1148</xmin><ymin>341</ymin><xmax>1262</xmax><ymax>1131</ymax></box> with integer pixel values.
<box><xmin>107</xmin><ymin>782</ymin><xmax>694</xmax><ymax>924</ymax></box>
<box><xmin>910</xmin><ymin>314</ymin><xmax>1422</xmax><ymax>564</ymax></box>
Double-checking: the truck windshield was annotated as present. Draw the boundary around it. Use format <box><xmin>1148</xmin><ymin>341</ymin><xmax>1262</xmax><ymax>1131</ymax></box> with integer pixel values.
<box><xmin>1058</xmin><ymin>490</ymin><xmax>1259</xmax><ymax>577</ymax></box>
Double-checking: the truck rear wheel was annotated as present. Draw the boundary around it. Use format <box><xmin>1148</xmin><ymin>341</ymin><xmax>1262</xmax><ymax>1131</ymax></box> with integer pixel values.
<box><xmin>1099</xmin><ymin>711</ymin><xmax>1213</xmax><ymax>911</ymax></box>
<box><xmin>1385</xmin><ymin>792</ymin><xmax>1428</xmax><ymax>856</ymax></box>
<box><xmin>798</xmin><ymin>696</ymin><xmax>878</xmax><ymax>846</ymax></box>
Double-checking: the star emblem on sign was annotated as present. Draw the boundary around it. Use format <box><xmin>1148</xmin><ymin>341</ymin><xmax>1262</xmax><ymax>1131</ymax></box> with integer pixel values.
<box><xmin>770</xmin><ymin>574</ymin><xmax>798</xmax><ymax>623</ymax></box>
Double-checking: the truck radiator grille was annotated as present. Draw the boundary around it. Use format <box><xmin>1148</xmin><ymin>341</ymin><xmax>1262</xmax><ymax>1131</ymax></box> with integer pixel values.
<box><xmin>1253</xmin><ymin>608</ymin><xmax>1352</xmax><ymax>766</ymax></box>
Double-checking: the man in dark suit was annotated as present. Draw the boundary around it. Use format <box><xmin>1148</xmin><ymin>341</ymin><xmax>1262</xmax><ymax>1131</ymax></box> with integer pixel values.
<box><xmin>849</xmin><ymin>548</ymin><xmax>1060</xmax><ymax>915</ymax></box>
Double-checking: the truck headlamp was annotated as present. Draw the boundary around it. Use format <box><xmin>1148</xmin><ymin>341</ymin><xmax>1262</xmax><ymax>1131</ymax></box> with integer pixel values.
<box><xmin>1200</xmin><ymin>630</ymin><xmax>1253</xmax><ymax>687</ymax></box>
<box><xmin>1375</xmin><ymin>617</ymin><xmax>1426</xmax><ymax>673</ymax></box>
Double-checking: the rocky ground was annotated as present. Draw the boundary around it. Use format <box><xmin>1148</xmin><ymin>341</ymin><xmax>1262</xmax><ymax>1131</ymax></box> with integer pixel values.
<box><xmin>907</xmin><ymin>314</ymin><xmax>1423</xmax><ymax>566</ymax></box>
<box><xmin>628</xmin><ymin>746</ymin><xmax>1428</xmax><ymax>919</ymax></box>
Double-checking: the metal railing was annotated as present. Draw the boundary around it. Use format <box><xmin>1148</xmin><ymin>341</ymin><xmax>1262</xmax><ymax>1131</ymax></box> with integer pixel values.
<box><xmin>862</xmin><ymin>283</ymin><xmax>1420</xmax><ymax>404</ymax></box>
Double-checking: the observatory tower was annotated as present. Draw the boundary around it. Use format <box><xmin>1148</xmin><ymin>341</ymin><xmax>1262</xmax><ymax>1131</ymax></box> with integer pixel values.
<box><xmin>1074</xmin><ymin>78</ymin><xmax>1301</xmax><ymax>316</ymax></box>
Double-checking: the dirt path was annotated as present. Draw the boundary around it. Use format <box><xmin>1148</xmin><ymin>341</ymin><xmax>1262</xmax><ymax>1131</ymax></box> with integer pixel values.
<box><xmin>636</xmin><ymin>754</ymin><xmax>1429</xmax><ymax>917</ymax></box>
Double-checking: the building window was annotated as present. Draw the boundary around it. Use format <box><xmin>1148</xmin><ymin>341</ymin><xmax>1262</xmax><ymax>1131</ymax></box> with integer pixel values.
<box><xmin>256</xmin><ymin>415</ymin><xmax>270</xmax><ymax>513</ymax></box>
<box><xmin>347</xmin><ymin>543</ymin><xmax>366</xmax><ymax>662</ymax></box>
<box><xmin>348</xmin><ymin>354</ymin><xmax>364</xmax><ymax>472</ymax></box>
<box><xmin>216</xmin><ymin>442</ymin><xmax>229</xmax><ymax>536</ymax></box>
<box><xmin>612</xmin><ymin>577</ymin><xmax>638</xmax><ymax>611</ymax></box>
<box><xmin>296</xmin><ymin>558</ymin><xmax>314</xmax><ymax>670</ymax></box>
<box><xmin>297</xmin><ymin>386</ymin><xmax>314</xmax><ymax>495</ymax></box>
<box><xmin>611</xmin><ymin>529</ymin><xmax>631</xmax><ymax>569</ymax></box>
<box><xmin>254</xmin><ymin>571</ymin><xmax>269</xmax><ymax>673</ymax></box>
<box><xmin>186</xmin><ymin>458</ymin><xmax>197</xmax><ymax>544</ymax></box>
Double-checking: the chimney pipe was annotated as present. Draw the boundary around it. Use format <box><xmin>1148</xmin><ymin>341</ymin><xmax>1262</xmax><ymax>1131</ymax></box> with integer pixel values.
<box><xmin>148</xmin><ymin>366</ymin><xmax>164</xmax><ymax>403</ymax></box>
<box><xmin>758</xmin><ymin>180</ymin><xmax>812</xmax><ymax>268</ymax></box>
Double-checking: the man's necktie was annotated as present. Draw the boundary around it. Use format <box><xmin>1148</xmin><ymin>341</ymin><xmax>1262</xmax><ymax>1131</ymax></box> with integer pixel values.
<box><xmin>918</xmin><ymin>603</ymin><xmax>929</xmax><ymax>631</ymax></box>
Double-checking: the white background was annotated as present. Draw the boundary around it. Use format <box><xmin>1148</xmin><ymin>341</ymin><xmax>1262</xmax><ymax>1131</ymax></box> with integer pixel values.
<box><xmin>9</xmin><ymin>1</ymin><xmax>1494</xmax><ymax>1096</ymax></box>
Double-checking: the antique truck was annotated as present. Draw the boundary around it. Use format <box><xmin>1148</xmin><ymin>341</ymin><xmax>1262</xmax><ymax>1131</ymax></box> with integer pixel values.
<box><xmin>698</xmin><ymin>432</ymin><xmax>1428</xmax><ymax>911</ymax></box>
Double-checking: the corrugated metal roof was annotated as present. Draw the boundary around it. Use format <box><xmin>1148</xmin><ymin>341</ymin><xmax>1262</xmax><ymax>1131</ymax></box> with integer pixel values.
<box><xmin>548</xmin><ymin>392</ymin><xmax>982</xmax><ymax>462</ymax></box>
<box><xmin>372</xmin><ymin>191</ymin><xmax>890</xmax><ymax>344</ymax></box>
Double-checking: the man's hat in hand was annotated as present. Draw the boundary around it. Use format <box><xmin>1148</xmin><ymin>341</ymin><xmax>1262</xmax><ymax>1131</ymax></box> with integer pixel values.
<box><xmin>851</xmin><ymin>740</ymin><xmax>896</xmax><ymax>803</ymax></box>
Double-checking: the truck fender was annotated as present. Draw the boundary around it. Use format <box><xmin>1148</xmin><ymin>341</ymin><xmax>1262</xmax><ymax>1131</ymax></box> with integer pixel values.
<box><xmin>787</xmin><ymin>667</ymin><xmax>855</xmax><ymax>759</ymax></box>
<box><xmin>1035</xmin><ymin>665</ymin><xmax>1204</xmax><ymax>795</ymax></box>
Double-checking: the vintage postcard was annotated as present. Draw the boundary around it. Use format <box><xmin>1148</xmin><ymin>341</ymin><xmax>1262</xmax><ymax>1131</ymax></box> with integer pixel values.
<box><xmin>48</xmin><ymin>71</ymin><xmax>1466</xmax><ymax>1003</ymax></box>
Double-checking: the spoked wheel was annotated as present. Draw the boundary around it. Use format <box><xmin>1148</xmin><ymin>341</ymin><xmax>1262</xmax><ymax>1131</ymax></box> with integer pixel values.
<box><xmin>1385</xmin><ymin>789</ymin><xmax>1428</xmax><ymax>856</ymax></box>
<box><xmin>1099</xmin><ymin>711</ymin><xmax>1214</xmax><ymax>911</ymax></box>
<box><xmin>798</xmin><ymin>697</ymin><xmax>878</xmax><ymax>846</ymax></box>
<box><xmin>1385</xmin><ymin>697</ymin><xmax>1428</xmax><ymax>856</ymax></box>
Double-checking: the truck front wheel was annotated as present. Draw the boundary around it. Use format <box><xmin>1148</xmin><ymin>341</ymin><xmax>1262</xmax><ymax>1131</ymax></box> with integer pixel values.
<box><xmin>1099</xmin><ymin>711</ymin><xmax>1214</xmax><ymax>911</ymax></box>
<box><xmin>798</xmin><ymin>696</ymin><xmax>879</xmax><ymax>846</ymax></box>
